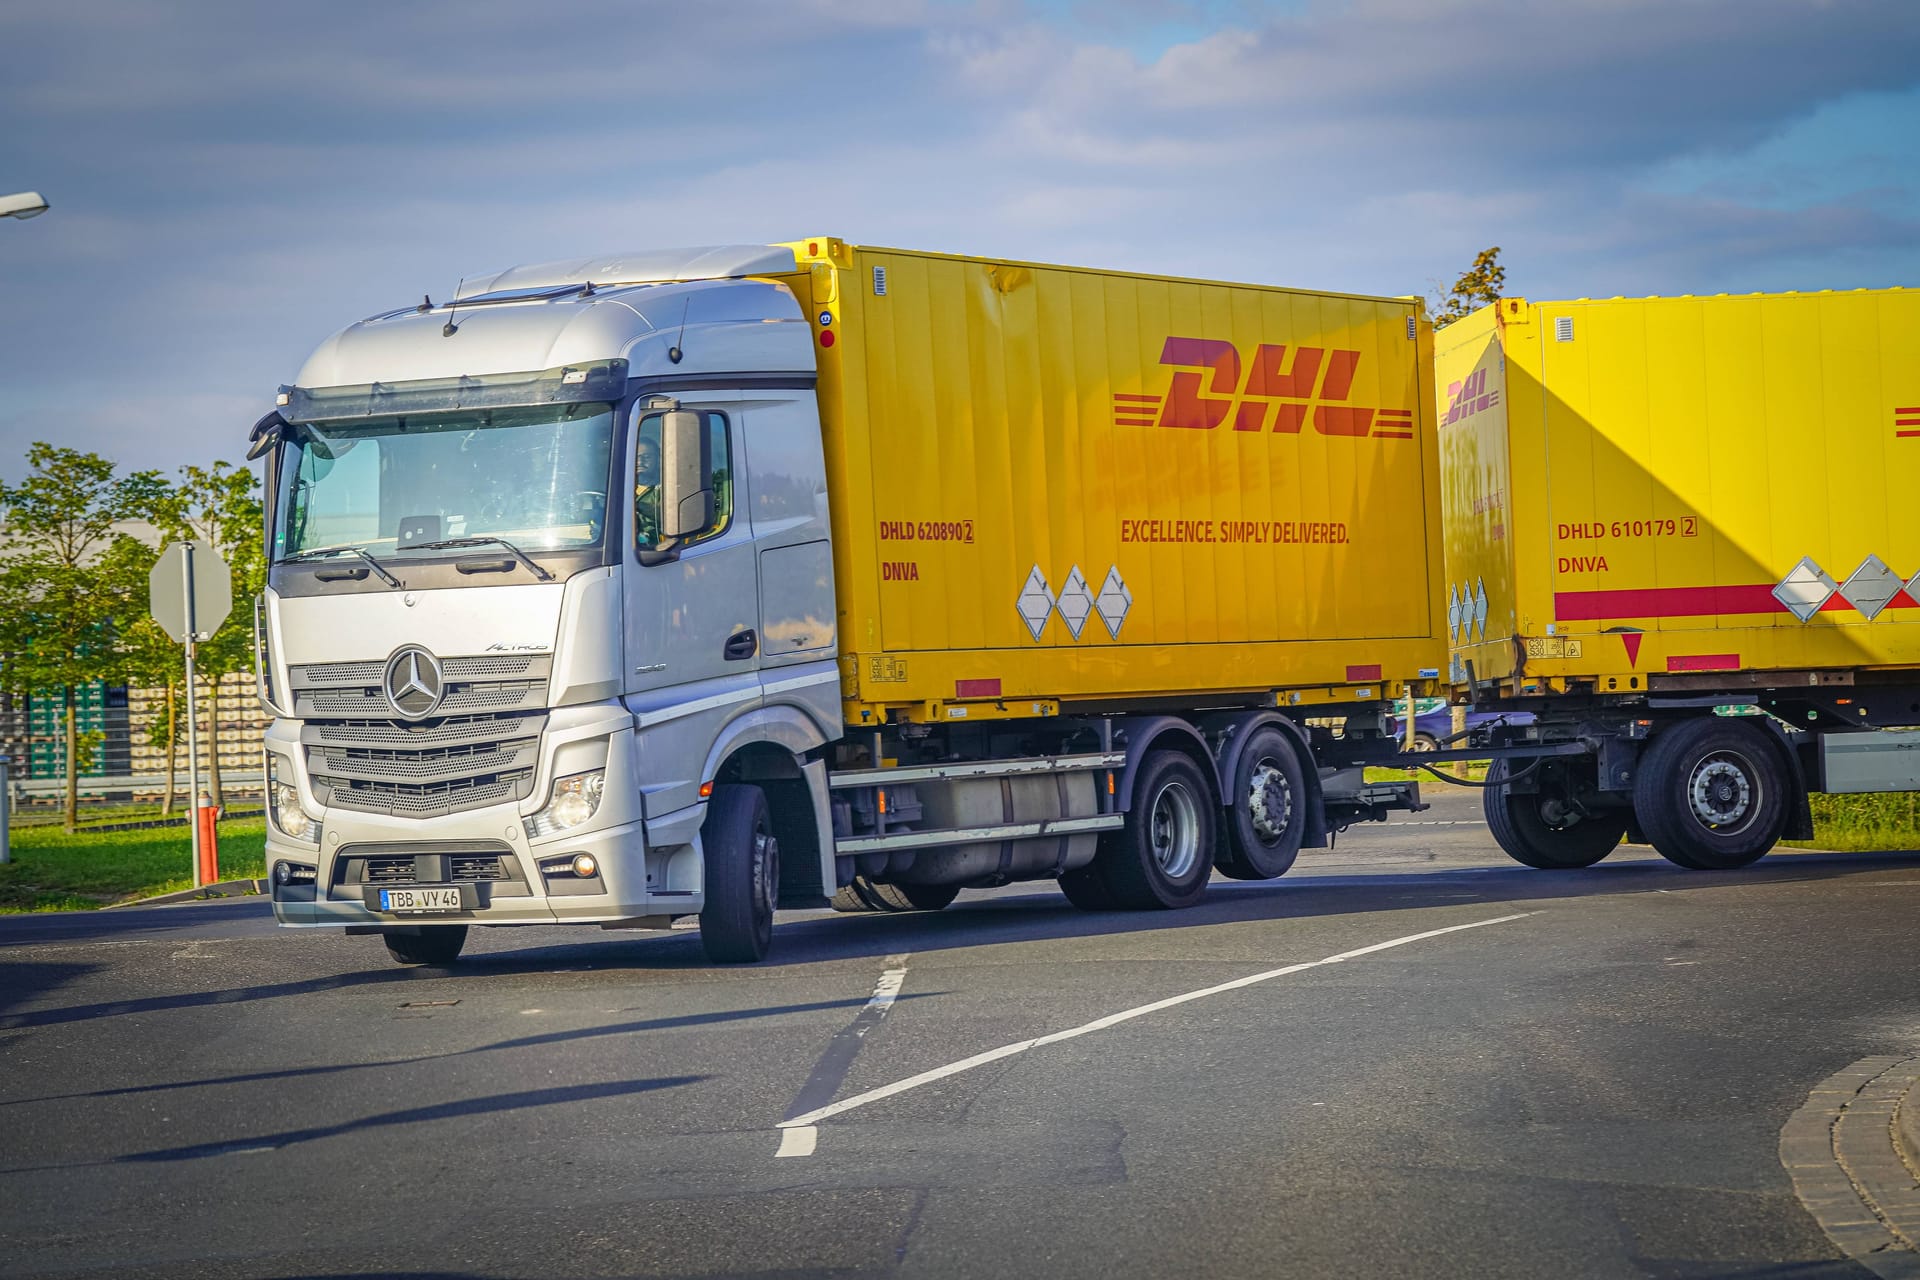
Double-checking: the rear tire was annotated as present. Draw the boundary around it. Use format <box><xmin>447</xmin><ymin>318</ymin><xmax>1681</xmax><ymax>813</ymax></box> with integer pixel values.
<box><xmin>699</xmin><ymin>784</ymin><xmax>778</xmax><ymax>963</ymax></box>
<box><xmin>1076</xmin><ymin>750</ymin><xmax>1216</xmax><ymax>909</ymax></box>
<box><xmin>1411</xmin><ymin>733</ymin><xmax>1441</xmax><ymax>753</ymax></box>
<box><xmin>382</xmin><ymin>925</ymin><xmax>467</xmax><ymax>966</ymax></box>
<box><xmin>830</xmin><ymin>877</ymin><xmax>959</xmax><ymax>912</ymax></box>
<box><xmin>1634</xmin><ymin>719</ymin><xmax>1787</xmax><ymax>870</ymax></box>
<box><xmin>1484</xmin><ymin>758</ymin><xmax>1626</xmax><ymax>869</ymax></box>
<box><xmin>1216</xmin><ymin>727</ymin><xmax>1308</xmax><ymax>881</ymax></box>
<box><xmin>1057</xmin><ymin>863</ymin><xmax>1119</xmax><ymax>911</ymax></box>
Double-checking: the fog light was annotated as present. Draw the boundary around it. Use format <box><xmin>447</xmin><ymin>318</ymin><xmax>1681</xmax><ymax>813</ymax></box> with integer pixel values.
<box><xmin>571</xmin><ymin>854</ymin><xmax>598</xmax><ymax>878</ymax></box>
<box><xmin>273</xmin><ymin>860</ymin><xmax>316</xmax><ymax>885</ymax></box>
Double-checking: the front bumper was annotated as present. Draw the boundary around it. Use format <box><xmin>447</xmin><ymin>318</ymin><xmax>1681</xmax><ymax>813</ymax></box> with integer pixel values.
<box><xmin>266</xmin><ymin>708</ymin><xmax>703</xmax><ymax>928</ymax></box>
<box><xmin>267</xmin><ymin>811</ymin><xmax>678</xmax><ymax>926</ymax></box>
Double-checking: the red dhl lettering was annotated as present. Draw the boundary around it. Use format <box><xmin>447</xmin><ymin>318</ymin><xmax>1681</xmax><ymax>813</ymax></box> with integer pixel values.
<box><xmin>1112</xmin><ymin>336</ymin><xmax>1413</xmax><ymax>440</ymax></box>
<box><xmin>1442</xmin><ymin>367</ymin><xmax>1501</xmax><ymax>426</ymax></box>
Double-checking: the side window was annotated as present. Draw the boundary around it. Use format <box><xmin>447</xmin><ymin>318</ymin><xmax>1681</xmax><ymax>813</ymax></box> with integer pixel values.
<box><xmin>634</xmin><ymin>409</ymin><xmax>733</xmax><ymax>553</ymax></box>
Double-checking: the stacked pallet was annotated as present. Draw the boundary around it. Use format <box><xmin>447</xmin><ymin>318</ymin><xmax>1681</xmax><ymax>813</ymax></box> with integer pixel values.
<box><xmin>127</xmin><ymin>671</ymin><xmax>271</xmax><ymax>780</ymax></box>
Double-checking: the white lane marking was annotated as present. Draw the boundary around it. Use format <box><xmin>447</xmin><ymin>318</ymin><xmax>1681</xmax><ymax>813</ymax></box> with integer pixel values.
<box><xmin>774</xmin><ymin>1125</ymin><xmax>818</xmax><ymax>1158</ymax></box>
<box><xmin>776</xmin><ymin>912</ymin><xmax>1533</xmax><ymax>1138</ymax></box>
<box><xmin>869</xmin><ymin>954</ymin><xmax>910</xmax><ymax>1014</ymax></box>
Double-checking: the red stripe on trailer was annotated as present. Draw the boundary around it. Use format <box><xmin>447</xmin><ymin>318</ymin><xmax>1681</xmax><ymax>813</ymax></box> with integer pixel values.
<box><xmin>1555</xmin><ymin>583</ymin><xmax>1920</xmax><ymax>621</ymax></box>
<box><xmin>1346</xmin><ymin>664</ymin><xmax>1382</xmax><ymax>682</ymax></box>
<box><xmin>1667</xmin><ymin>653</ymin><xmax>1740</xmax><ymax>672</ymax></box>
<box><xmin>955</xmin><ymin>678</ymin><xmax>1002</xmax><ymax>698</ymax></box>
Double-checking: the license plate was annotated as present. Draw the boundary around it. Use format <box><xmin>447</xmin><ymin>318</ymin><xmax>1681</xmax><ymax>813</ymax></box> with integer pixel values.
<box><xmin>379</xmin><ymin>886</ymin><xmax>465</xmax><ymax>914</ymax></box>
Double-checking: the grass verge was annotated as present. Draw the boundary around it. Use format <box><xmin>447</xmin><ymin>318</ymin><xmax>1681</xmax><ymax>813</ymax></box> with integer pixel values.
<box><xmin>0</xmin><ymin>819</ymin><xmax>267</xmax><ymax>912</ymax></box>
<box><xmin>1784</xmin><ymin>793</ymin><xmax>1920</xmax><ymax>853</ymax></box>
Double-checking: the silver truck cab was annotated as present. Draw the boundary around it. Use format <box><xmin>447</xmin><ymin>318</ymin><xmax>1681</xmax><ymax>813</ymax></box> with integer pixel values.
<box><xmin>258</xmin><ymin>246</ymin><xmax>839</xmax><ymax>964</ymax></box>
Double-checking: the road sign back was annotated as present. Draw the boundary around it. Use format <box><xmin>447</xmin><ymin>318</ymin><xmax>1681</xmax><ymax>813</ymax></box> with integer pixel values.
<box><xmin>149</xmin><ymin>540</ymin><xmax>233</xmax><ymax>643</ymax></box>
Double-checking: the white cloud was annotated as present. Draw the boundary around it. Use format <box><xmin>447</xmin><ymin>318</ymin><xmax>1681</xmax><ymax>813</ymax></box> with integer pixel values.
<box><xmin>1</xmin><ymin>0</ymin><xmax>1915</xmax><ymax>474</ymax></box>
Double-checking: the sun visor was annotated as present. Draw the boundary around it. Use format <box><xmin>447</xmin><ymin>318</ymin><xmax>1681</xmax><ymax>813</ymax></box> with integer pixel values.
<box><xmin>281</xmin><ymin>360</ymin><xmax>629</xmax><ymax>424</ymax></box>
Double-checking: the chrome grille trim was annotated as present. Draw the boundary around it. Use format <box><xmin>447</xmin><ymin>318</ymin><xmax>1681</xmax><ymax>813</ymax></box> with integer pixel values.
<box><xmin>309</xmin><ymin>739</ymin><xmax>540</xmax><ymax>785</ymax></box>
<box><xmin>320</xmin><ymin>774</ymin><xmax>528</xmax><ymax>819</ymax></box>
<box><xmin>291</xmin><ymin>654</ymin><xmax>550</xmax><ymax>689</ymax></box>
<box><xmin>301</xmin><ymin>713</ymin><xmax>545</xmax><ymax>750</ymax></box>
<box><xmin>297</xmin><ymin>681</ymin><xmax>545</xmax><ymax>718</ymax></box>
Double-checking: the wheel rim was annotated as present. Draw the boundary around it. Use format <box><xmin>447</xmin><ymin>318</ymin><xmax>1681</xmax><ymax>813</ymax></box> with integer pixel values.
<box><xmin>1247</xmin><ymin>757</ymin><xmax>1294</xmax><ymax>843</ymax></box>
<box><xmin>1687</xmin><ymin>750</ymin><xmax>1759</xmax><ymax>833</ymax></box>
<box><xmin>753</xmin><ymin>824</ymin><xmax>778</xmax><ymax>923</ymax></box>
<box><xmin>1411</xmin><ymin>736</ymin><xmax>1437</xmax><ymax>753</ymax></box>
<box><xmin>1149</xmin><ymin>778</ymin><xmax>1201</xmax><ymax>879</ymax></box>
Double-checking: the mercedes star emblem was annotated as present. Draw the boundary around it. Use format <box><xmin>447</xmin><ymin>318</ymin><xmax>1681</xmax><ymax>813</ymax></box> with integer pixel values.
<box><xmin>383</xmin><ymin>646</ymin><xmax>445</xmax><ymax>719</ymax></box>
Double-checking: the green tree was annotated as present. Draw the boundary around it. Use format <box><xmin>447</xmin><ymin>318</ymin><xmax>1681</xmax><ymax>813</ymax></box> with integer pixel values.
<box><xmin>1432</xmin><ymin>246</ymin><xmax>1507</xmax><ymax>329</ymax></box>
<box><xmin>152</xmin><ymin>461</ymin><xmax>264</xmax><ymax>808</ymax></box>
<box><xmin>0</xmin><ymin>445</ymin><xmax>166</xmax><ymax>830</ymax></box>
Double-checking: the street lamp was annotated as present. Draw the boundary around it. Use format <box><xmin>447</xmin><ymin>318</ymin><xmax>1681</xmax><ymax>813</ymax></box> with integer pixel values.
<box><xmin>1</xmin><ymin>192</ymin><xmax>49</xmax><ymax>220</ymax></box>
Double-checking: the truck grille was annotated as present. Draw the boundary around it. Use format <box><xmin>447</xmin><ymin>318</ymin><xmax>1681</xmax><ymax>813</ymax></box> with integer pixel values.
<box><xmin>292</xmin><ymin>656</ymin><xmax>550</xmax><ymax>819</ymax></box>
<box><xmin>360</xmin><ymin>854</ymin><xmax>510</xmax><ymax>883</ymax></box>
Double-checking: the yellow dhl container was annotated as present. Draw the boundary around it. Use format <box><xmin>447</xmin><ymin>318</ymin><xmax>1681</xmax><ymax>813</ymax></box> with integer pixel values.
<box><xmin>1438</xmin><ymin>288</ymin><xmax>1920</xmax><ymax>698</ymax></box>
<box><xmin>776</xmin><ymin>239</ymin><xmax>1447</xmax><ymax>724</ymax></box>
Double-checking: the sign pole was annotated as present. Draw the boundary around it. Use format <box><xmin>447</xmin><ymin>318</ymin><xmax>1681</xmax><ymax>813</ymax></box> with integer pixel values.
<box><xmin>183</xmin><ymin>544</ymin><xmax>202</xmax><ymax>890</ymax></box>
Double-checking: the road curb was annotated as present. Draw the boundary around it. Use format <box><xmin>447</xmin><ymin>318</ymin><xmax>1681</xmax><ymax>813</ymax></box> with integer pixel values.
<box><xmin>108</xmin><ymin>879</ymin><xmax>266</xmax><ymax>908</ymax></box>
<box><xmin>1781</xmin><ymin>1055</ymin><xmax>1920</xmax><ymax>1278</ymax></box>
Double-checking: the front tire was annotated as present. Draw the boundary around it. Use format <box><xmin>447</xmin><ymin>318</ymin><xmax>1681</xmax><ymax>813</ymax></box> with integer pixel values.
<box><xmin>1076</xmin><ymin>750</ymin><xmax>1216</xmax><ymax>909</ymax></box>
<box><xmin>1484</xmin><ymin>758</ymin><xmax>1626</xmax><ymax>869</ymax></box>
<box><xmin>1634</xmin><ymin>719</ymin><xmax>1787</xmax><ymax>870</ymax></box>
<box><xmin>1216</xmin><ymin>727</ymin><xmax>1308</xmax><ymax>881</ymax></box>
<box><xmin>699</xmin><ymin>784</ymin><xmax>778</xmax><ymax>963</ymax></box>
<box><xmin>382</xmin><ymin>925</ymin><xmax>468</xmax><ymax>966</ymax></box>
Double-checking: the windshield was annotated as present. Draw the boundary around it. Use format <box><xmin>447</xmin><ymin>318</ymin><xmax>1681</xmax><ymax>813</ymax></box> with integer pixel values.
<box><xmin>273</xmin><ymin>402</ymin><xmax>614</xmax><ymax>560</ymax></box>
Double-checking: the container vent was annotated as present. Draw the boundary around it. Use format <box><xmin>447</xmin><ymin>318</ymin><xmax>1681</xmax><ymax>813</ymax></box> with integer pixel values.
<box><xmin>872</xmin><ymin>266</ymin><xmax>888</xmax><ymax>296</ymax></box>
<box><xmin>1406</xmin><ymin>315</ymin><xmax>1417</xmax><ymax>341</ymax></box>
<box><xmin>1554</xmin><ymin>315</ymin><xmax>1575</xmax><ymax>343</ymax></box>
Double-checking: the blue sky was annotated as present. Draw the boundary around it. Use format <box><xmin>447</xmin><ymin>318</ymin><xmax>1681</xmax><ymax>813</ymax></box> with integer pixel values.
<box><xmin>2</xmin><ymin>0</ymin><xmax>1915</xmax><ymax>474</ymax></box>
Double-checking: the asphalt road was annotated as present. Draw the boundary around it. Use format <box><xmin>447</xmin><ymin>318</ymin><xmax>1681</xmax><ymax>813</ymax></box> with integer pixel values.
<box><xmin>5</xmin><ymin>789</ymin><xmax>1920</xmax><ymax>1279</ymax></box>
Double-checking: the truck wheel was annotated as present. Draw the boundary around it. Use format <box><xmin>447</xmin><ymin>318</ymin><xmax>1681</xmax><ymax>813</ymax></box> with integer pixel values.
<box><xmin>699</xmin><ymin>784</ymin><xmax>778</xmax><ymax>963</ymax></box>
<box><xmin>382</xmin><ymin>925</ymin><xmax>467</xmax><ymax>966</ymax></box>
<box><xmin>1216</xmin><ymin>727</ymin><xmax>1308</xmax><ymax>881</ymax></box>
<box><xmin>1057</xmin><ymin>863</ymin><xmax>1118</xmax><ymax>911</ymax></box>
<box><xmin>1483</xmin><ymin>759</ymin><xmax>1625</xmax><ymax>869</ymax></box>
<box><xmin>831</xmin><ymin>877</ymin><xmax>959</xmax><ymax>912</ymax></box>
<box><xmin>1081</xmin><ymin>750</ymin><xmax>1217</xmax><ymax>910</ymax></box>
<box><xmin>1634</xmin><ymin>720</ymin><xmax>1787</xmax><ymax>870</ymax></box>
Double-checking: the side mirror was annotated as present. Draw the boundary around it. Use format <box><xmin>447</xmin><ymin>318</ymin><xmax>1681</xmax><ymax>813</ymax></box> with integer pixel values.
<box><xmin>658</xmin><ymin>409</ymin><xmax>713</xmax><ymax>539</ymax></box>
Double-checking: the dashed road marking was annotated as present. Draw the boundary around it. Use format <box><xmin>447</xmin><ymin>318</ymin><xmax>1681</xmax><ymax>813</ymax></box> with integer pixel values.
<box><xmin>776</xmin><ymin>953</ymin><xmax>913</xmax><ymax>1155</ymax></box>
<box><xmin>774</xmin><ymin>913</ymin><xmax>1532</xmax><ymax>1155</ymax></box>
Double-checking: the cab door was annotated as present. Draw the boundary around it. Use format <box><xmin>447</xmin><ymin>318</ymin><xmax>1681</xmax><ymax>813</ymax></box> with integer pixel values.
<box><xmin>623</xmin><ymin>395</ymin><xmax>761</xmax><ymax>701</ymax></box>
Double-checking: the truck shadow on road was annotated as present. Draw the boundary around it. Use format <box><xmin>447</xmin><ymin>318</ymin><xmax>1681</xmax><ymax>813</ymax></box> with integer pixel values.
<box><xmin>7</xmin><ymin>847</ymin><xmax>1919</xmax><ymax>1034</ymax></box>
<box><xmin>460</xmin><ymin>845</ymin><xmax>1920</xmax><ymax>974</ymax></box>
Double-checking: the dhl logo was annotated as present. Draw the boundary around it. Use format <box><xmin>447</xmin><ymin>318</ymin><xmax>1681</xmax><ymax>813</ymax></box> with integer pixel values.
<box><xmin>1113</xmin><ymin>337</ymin><xmax>1414</xmax><ymax>440</ymax></box>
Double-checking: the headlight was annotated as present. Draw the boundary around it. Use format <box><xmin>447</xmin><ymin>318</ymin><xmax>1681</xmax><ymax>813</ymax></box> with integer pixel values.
<box><xmin>266</xmin><ymin>754</ymin><xmax>320</xmax><ymax>843</ymax></box>
<box><xmin>525</xmin><ymin>769</ymin><xmax>606</xmax><ymax>839</ymax></box>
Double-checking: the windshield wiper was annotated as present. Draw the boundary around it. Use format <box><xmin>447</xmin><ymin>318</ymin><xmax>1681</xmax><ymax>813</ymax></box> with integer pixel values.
<box><xmin>406</xmin><ymin>536</ymin><xmax>556</xmax><ymax>582</ymax></box>
<box><xmin>280</xmin><ymin>545</ymin><xmax>403</xmax><ymax>589</ymax></box>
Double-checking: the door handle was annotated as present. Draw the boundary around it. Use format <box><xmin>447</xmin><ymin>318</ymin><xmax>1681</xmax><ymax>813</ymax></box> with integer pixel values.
<box><xmin>724</xmin><ymin>630</ymin><xmax>758</xmax><ymax>661</ymax></box>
